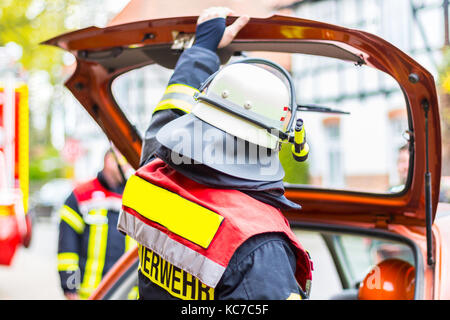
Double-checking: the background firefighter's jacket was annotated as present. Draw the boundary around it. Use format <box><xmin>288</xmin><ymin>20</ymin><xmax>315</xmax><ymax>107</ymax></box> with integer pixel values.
<box><xmin>57</xmin><ymin>171</ymin><xmax>133</xmax><ymax>299</ymax></box>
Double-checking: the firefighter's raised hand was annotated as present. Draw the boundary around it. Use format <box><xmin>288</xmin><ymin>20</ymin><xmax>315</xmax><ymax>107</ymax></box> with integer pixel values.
<box><xmin>195</xmin><ymin>7</ymin><xmax>249</xmax><ymax>51</ymax></box>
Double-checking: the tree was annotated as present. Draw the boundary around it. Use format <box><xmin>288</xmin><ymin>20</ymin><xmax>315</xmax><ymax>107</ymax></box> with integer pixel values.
<box><xmin>0</xmin><ymin>0</ymin><xmax>80</xmax><ymax>182</ymax></box>
<box><xmin>0</xmin><ymin>0</ymin><xmax>79</xmax><ymax>82</ymax></box>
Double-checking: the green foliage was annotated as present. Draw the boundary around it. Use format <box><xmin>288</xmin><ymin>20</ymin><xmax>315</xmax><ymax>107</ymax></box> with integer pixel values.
<box><xmin>279</xmin><ymin>142</ymin><xmax>309</xmax><ymax>184</ymax></box>
<box><xmin>29</xmin><ymin>144</ymin><xmax>68</xmax><ymax>181</ymax></box>
<box><xmin>0</xmin><ymin>0</ymin><xmax>79</xmax><ymax>83</ymax></box>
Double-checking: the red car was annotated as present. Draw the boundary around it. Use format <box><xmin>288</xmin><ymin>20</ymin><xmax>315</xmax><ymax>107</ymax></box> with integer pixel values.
<box><xmin>44</xmin><ymin>14</ymin><xmax>449</xmax><ymax>300</ymax></box>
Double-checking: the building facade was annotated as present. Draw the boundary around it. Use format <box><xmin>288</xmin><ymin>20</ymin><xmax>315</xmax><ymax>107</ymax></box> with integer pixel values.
<box><xmin>289</xmin><ymin>0</ymin><xmax>447</xmax><ymax>193</ymax></box>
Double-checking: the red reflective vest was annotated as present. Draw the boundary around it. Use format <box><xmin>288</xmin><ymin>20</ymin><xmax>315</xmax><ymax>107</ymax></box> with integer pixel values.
<box><xmin>119</xmin><ymin>159</ymin><xmax>313</xmax><ymax>295</ymax></box>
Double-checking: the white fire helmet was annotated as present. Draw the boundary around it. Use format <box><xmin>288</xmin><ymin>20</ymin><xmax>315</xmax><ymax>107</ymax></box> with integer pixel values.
<box><xmin>156</xmin><ymin>58</ymin><xmax>305</xmax><ymax>182</ymax></box>
<box><xmin>193</xmin><ymin>62</ymin><xmax>291</xmax><ymax>150</ymax></box>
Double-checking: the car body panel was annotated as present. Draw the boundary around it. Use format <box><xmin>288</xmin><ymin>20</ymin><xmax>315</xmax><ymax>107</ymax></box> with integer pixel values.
<box><xmin>432</xmin><ymin>213</ymin><xmax>450</xmax><ymax>299</ymax></box>
<box><xmin>43</xmin><ymin>15</ymin><xmax>441</xmax><ymax>228</ymax></box>
<box><xmin>90</xmin><ymin>221</ymin><xmax>445</xmax><ymax>300</ymax></box>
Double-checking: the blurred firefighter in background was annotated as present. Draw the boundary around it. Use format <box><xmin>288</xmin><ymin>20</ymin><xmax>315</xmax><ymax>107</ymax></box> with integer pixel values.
<box><xmin>57</xmin><ymin>147</ymin><xmax>135</xmax><ymax>300</ymax></box>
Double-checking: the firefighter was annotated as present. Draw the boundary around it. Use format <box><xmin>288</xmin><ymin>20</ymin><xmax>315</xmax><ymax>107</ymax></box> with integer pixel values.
<box><xmin>57</xmin><ymin>148</ymin><xmax>135</xmax><ymax>300</ymax></box>
<box><xmin>118</xmin><ymin>7</ymin><xmax>313</xmax><ymax>300</ymax></box>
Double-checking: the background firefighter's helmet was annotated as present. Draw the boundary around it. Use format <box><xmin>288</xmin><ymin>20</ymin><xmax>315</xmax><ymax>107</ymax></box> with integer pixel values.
<box><xmin>358</xmin><ymin>258</ymin><xmax>415</xmax><ymax>300</ymax></box>
<box><xmin>156</xmin><ymin>58</ymin><xmax>303</xmax><ymax>182</ymax></box>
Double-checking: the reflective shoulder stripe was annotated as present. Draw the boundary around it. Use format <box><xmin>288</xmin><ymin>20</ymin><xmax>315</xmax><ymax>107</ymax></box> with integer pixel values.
<box><xmin>122</xmin><ymin>175</ymin><xmax>223</xmax><ymax>249</ymax></box>
<box><xmin>57</xmin><ymin>252</ymin><xmax>79</xmax><ymax>272</ymax></box>
<box><xmin>154</xmin><ymin>98</ymin><xmax>194</xmax><ymax>114</ymax></box>
<box><xmin>60</xmin><ymin>205</ymin><xmax>85</xmax><ymax>234</ymax></box>
<box><xmin>165</xmin><ymin>83</ymin><xmax>199</xmax><ymax>96</ymax></box>
<box><xmin>153</xmin><ymin>83</ymin><xmax>199</xmax><ymax>114</ymax></box>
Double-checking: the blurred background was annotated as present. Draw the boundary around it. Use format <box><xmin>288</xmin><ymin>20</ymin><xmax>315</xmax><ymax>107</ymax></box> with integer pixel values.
<box><xmin>0</xmin><ymin>0</ymin><xmax>449</xmax><ymax>299</ymax></box>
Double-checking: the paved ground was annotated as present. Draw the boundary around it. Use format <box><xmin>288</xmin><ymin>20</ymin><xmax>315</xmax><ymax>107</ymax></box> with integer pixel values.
<box><xmin>0</xmin><ymin>220</ymin><xmax>341</xmax><ymax>300</ymax></box>
<box><xmin>0</xmin><ymin>219</ymin><xmax>65</xmax><ymax>300</ymax></box>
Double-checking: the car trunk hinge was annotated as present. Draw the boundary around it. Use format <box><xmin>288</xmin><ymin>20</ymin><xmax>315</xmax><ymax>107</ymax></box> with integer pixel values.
<box><xmin>374</xmin><ymin>214</ymin><xmax>390</xmax><ymax>229</ymax></box>
<box><xmin>422</xmin><ymin>98</ymin><xmax>435</xmax><ymax>266</ymax></box>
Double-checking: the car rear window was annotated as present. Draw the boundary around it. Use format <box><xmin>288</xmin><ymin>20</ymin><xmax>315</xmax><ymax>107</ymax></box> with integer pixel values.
<box><xmin>111</xmin><ymin>51</ymin><xmax>411</xmax><ymax>195</ymax></box>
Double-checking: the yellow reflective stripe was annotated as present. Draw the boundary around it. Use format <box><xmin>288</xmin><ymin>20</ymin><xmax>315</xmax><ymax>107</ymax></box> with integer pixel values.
<box><xmin>57</xmin><ymin>263</ymin><xmax>78</xmax><ymax>272</ymax></box>
<box><xmin>127</xmin><ymin>286</ymin><xmax>139</xmax><ymax>300</ymax></box>
<box><xmin>125</xmin><ymin>235</ymin><xmax>137</xmax><ymax>252</ymax></box>
<box><xmin>153</xmin><ymin>83</ymin><xmax>199</xmax><ymax>114</ymax></box>
<box><xmin>57</xmin><ymin>252</ymin><xmax>79</xmax><ymax>271</ymax></box>
<box><xmin>80</xmin><ymin>209</ymin><xmax>108</xmax><ymax>300</ymax></box>
<box><xmin>60</xmin><ymin>205</ymin><xmax>85</xmax><ymax>234</ymax></box>
<box><xmin>123</xmin><ymin>175</ymin><xmax>223</xmax><ymax>249</ymax></box>
<box><xmin>58</xmin><ymin>252</ymin><xmax>79</xmax><ymax>261</ymax></box>
<box><xmin>165</xmin><ymin>83</ymin><xmax>199</xmax><ymax>96</ymax></box>
<box><xmin>287</xmin><ymin>293</ymin><xmax>302</xmax><ymax>300</ymax></box>
<box><xmin>154</xmin><ymin>98</ymin><xmax>194</xmax><ymax>114</ymax></box>
<box><xmin>78</xmin><ymin>287</ymin><xmax>93</xmax><ymax>300</ymax></box>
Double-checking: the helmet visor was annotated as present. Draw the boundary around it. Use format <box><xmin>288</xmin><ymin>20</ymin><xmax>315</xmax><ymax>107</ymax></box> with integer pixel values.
<box><xmin>156</xmin><ymin>113</ymin><xmax>285</xmax><ymax>182</ymax></box>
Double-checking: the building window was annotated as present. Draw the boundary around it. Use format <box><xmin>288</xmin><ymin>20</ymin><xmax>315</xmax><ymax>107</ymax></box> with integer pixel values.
<box><xmin>323</xmin><ymin>117</ymin><xmax>344</xmax><ymax>188</ymax></box>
